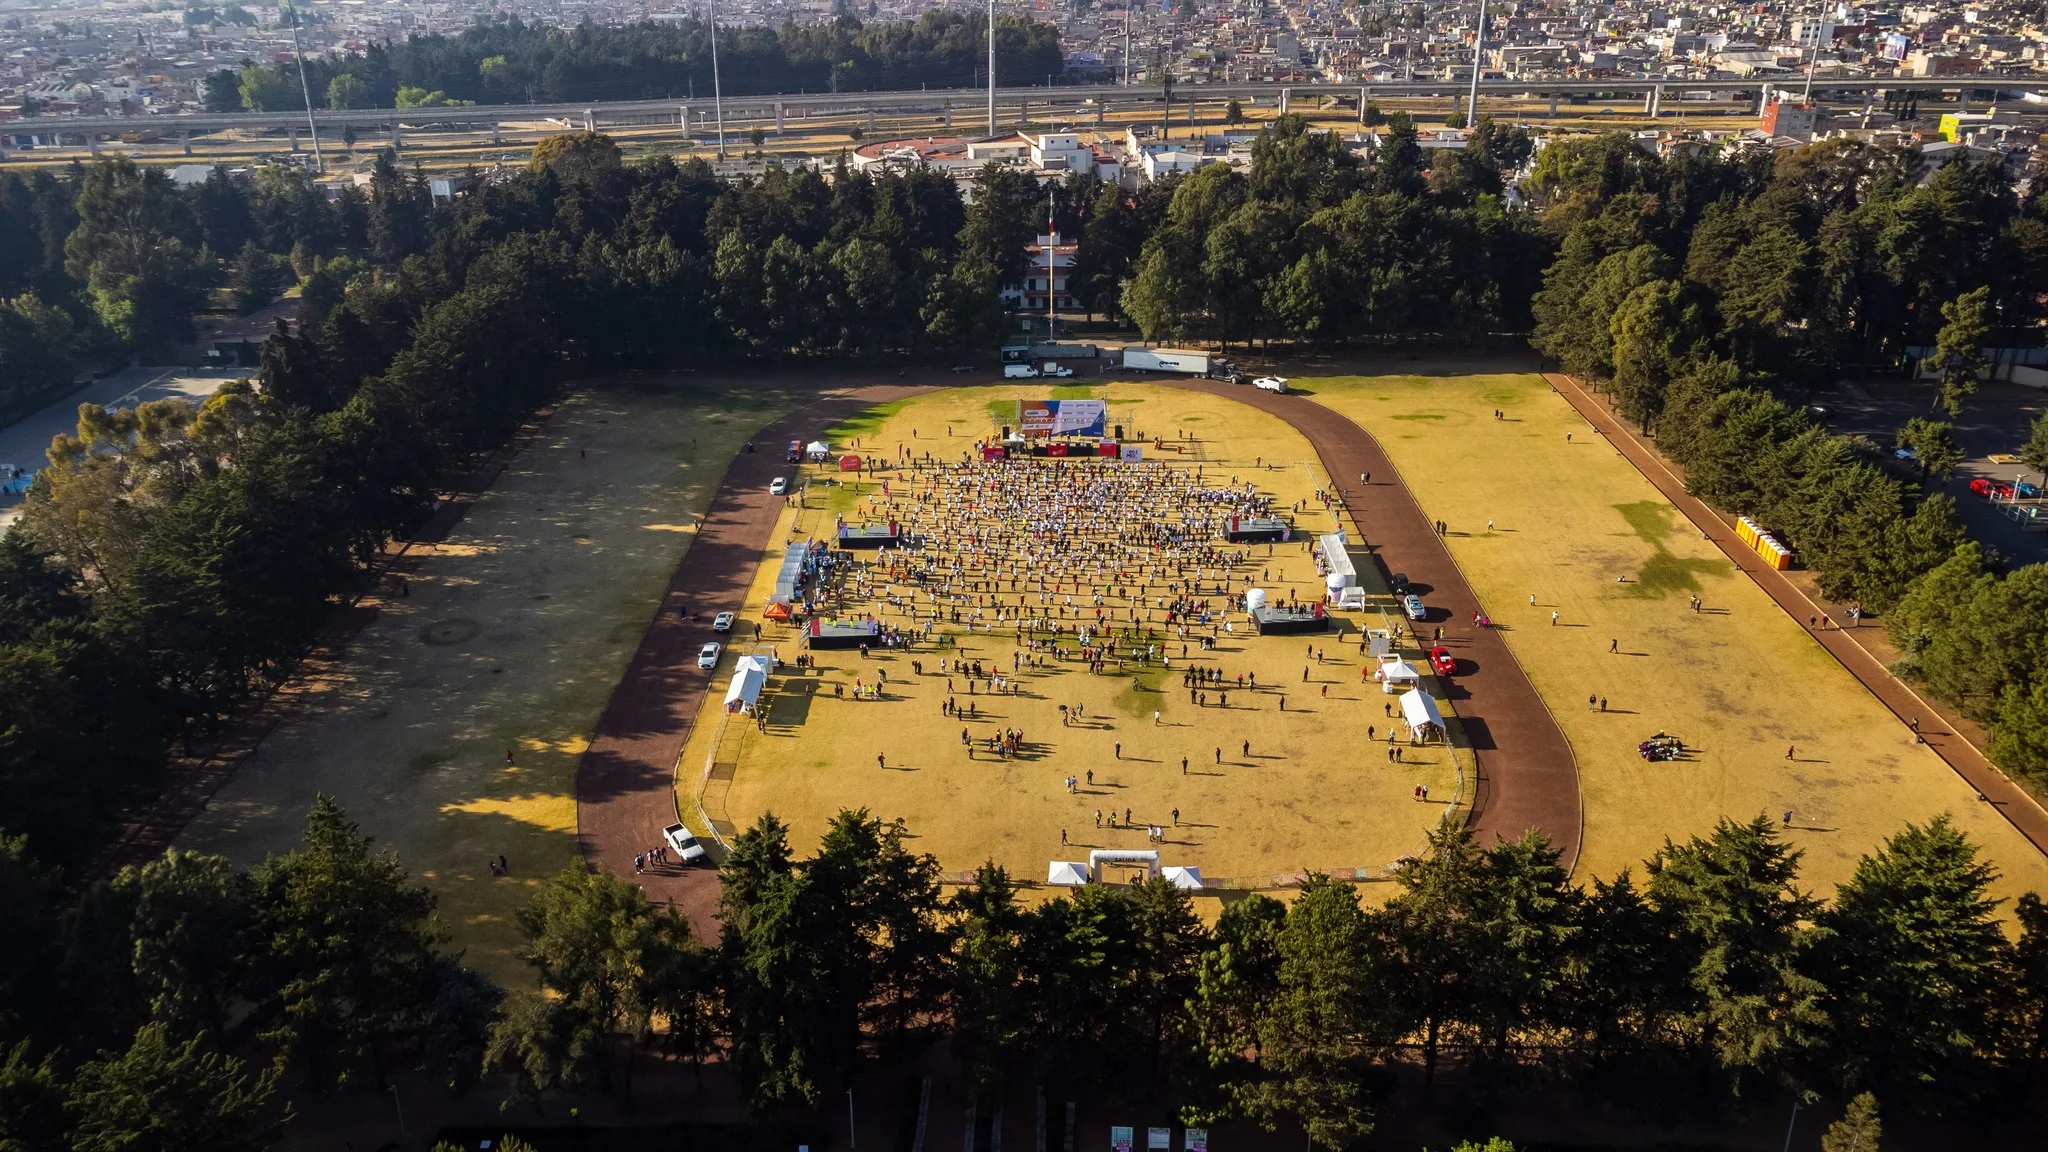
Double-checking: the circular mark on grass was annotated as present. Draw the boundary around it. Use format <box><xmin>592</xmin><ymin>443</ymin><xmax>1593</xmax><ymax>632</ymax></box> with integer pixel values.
<box><xmin>421</xmin><ymin>619</ymin><xmax>481</xmax><ymax>646</ymax></box>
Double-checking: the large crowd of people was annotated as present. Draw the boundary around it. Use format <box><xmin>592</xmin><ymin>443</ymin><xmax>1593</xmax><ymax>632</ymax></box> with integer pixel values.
<box><xmin>811</xmin><ymin>452</ymin><xmax>1316</xmax><ymax>665</ymax></box>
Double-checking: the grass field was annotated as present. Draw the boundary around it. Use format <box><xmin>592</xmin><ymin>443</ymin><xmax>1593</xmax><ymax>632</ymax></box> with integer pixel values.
<box><xmin>687</xmin><ymin>383</ymin><xmax>1469</xmax><ymax>887</ymax></box>
<box><xmin>1304</xmin><ymin>371</ymin><xmax>2048</xmax><ymax>902</ymax></box>
<box><xmin>179</xmin><ymin>376</ymin><xmax>804</xmax><ymax>985</ymax></box>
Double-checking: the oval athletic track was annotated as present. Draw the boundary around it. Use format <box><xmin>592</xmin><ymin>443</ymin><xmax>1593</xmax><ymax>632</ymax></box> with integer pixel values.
<box><xmin>579</xmin><ymin>380</ymin><xmax>1582</xmax><ymax>928</ymax></box>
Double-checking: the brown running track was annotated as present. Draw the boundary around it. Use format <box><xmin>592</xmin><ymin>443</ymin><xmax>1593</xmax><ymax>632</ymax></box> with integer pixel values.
<box><xmin>1546</xmin><ymin>371</ymin><xmax>2048</xmax><ymax>857</ymax></box>
<box><xmin>576</xmin><ymin>385</ymin><xmax>932</xmax><ymax>929</ymax></box>
<box><xmin>1161</xmin><ymin>380</ymin><xmax>1583</xmax><ymax>869</ymax></box>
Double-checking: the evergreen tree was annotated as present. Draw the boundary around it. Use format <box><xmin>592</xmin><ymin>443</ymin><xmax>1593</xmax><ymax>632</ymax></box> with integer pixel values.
<box><xmin>1821</xmin><ymin>1092</ymin><xmax>1882</xmax><ymax>1152</ymax></box>
<box><xmin>1820</xmin><ymin>817</ymin><xmax>2008</xmax><ymax>1109</ymax></box>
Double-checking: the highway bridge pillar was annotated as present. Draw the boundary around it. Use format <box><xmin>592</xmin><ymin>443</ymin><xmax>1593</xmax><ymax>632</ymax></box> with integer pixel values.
<box><xmin>583</xmin><ymin>109</ymin><xmax>595</xmax><ymax>133</ymax></box>
<box><xmin>944</xmin><ymin>102</ymin><xmax>953</xmax><ymax>129</ymax></box>
<box><xmin>289</xmin><ymin>125</ymin><xmax>300</xmax><ymax>151</ymax></box>
<box><xmin>867</xmin><ymin>107</ymin><xmax>877</xmax><ymax>135</ymax></box>
<box><xmin>1957</xmin><ymin>89</ymin><xmax>1969</xmax><ymax>113</ymax></box>
<box><xmin>1450</xmin><ymin>92</ymin><xmax>1461</xmax><ymax>121</ymax></box>
<box><xmin>391</xmin><ymin>121</ymin><xmax>403</xmax><ymax>151</ymax></box>
<box><xmin>775</xmin><ymin>100</ymin><xmax>785</xmax><ymax>136</ymax></box>
<box><xmin>492</xmin><ymin>122</ymin><xmax>501</xmax><ymax>145</ymax></box>
<box><xmin>1650</xmin><ymin>84</ymin><xmax>1663</xmax><ymax>117</ymax></box>
<box><xmin>1278</xmin><ymin>87</ymin><xmax>1291</xmax><ymax>116</ymax></box>
<box><xmin>1096</xmin><ymin>100</ymin><xmax>1105</xmax><ymax>127</ymax></box>
<box><xmin>1548</xmin><ymin>92</ymin><xmax>1558</xmax><ymax>117</ymax></box>
<box><xmin>1359</xmin><ymin>86</ymin><xmax>1369</xmax><ymax>124</ymax></box>
<box><xmin>183</xmin><ymin>130</ymin><xmax>194</xmax><ymax>156</ymax></box>
<box><xmin>1642</xmin><ymin>89</ymin><xmax>1654</xmax><ymax>114</ymax></box>
<box><xmin>87</xmin><ymin>133</ymin><xmax>99</xmax><ymax>156</ymax></box>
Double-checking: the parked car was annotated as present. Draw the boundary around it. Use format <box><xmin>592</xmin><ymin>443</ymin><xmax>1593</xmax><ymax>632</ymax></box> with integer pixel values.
<box><xmin>1429</xmin><ymin>647</ymin><xmax>1457</xmax><ymax>676</ymax></box>
<box><xmin>2017</xmin><ymin>480</ymin><xmax>2043</xmax><ymax>498</ymax></box>
<box><xmin>661</xmin><ymin>823</ymin><xmax>708</xmax><ymax>863</ymax></box>
<box><xmin>1402</xmin><ymin>594</ymin><xmax>1427</xmax><ymax>621</ymax></box>
<box><xmin>697</xmin><ymin>642</ymin><xmax>722</xmax><ymax>669</ymax></box>
<box><xmin>950</xmin><ymin>364</ymin><xmax>975</xmax><ymax>374</ymax></box>
<box><xmin>712</xmin><ymin>611</ymin><xmax>737</xmax><ymax>633</ymax></box>
<box><xmin>1892</xmin><ymin>447</ymin><xmax>1916</xmax><ymax>461</ymax></box>
<box><xmin>1388</xmin><ymin>571</ymin><xmax>1411</xmax><ymax>595</ymax></box>
<box><xmin>1254</xmin><ymin>376</ymin><xmax>1290</xmax><ymax>393</ymax></box>
<box><xmin>1970</xmin><ymin>478</ymin><xmax>2016</xmax><ymax>499</ymax></box>
<box><xmin>769</xmin><ymin>476</ymin><xmax>788</xmax><ymax>495</ymax></box>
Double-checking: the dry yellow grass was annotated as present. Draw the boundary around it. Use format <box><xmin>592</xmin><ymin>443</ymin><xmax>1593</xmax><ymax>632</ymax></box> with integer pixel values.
<box><xmin>686</xmin><ymin>383</ymin><xmax>1467</xmax><ymax>886</ymax></box>
<box><xmin>1304</xmin><ymin>371</ymin><xmax>2048</xmax><ymax>903</ymax></box>
<box><xmin>179</xmin><ymin>377</ymin><xmax>805</xmax><ymax>984</ymax></box>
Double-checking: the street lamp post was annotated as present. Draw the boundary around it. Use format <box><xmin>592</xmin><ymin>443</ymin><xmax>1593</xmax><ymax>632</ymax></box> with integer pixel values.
<box><xmin>283</xmin><ymin>1</ymin><xmax>324</xmax><ymax>174</ymax></box>
<box><xmin>1467</xmin><ymin>0</ymin><xmax>1488</xmax><ymax>128</ymax></box>
<box><xmin>710</xmin><ymin>0</ymin><xmax>727</xmax><ymax>158</ymax></box>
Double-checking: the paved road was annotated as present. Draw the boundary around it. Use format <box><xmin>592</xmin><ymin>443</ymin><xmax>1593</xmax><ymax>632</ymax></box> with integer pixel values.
<box><xmin>1547</xmin><ymin>372</ymin><xmax>2048</xmax><ymax>858</ymax></box>
<box><xmin>0</xmin><ymin>366</ymin><xmax>247</xmax><ymax>527</ymax></box>
<box><xmin>574</xmin><ymin>385</ymin><xmax>933</xmax><ymax>930</ymax></box>
<box><xmin>1163</xmin><ymin>381</ymin><xmax>1585</xmax><ymax>869</ymax></box>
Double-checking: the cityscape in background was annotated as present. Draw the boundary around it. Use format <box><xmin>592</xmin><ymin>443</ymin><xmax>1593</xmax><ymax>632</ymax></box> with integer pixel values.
<box><xmin>1</xmin><ymin>0</ymin><xmax>2045</xmax><ymax>180</ymax></box>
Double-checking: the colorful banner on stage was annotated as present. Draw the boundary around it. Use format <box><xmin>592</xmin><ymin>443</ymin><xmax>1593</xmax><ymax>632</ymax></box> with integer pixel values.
<box><xmin>1111</xmin><ymin>1127</ymin><xmax>1133</xmax><ymax>1152</ymax></box>
<box><xmin>1019</xmin><ymin>399</ymin><xmax>1107</xmax><ymax>437</ymax></box>
<box><xmin>1185</xmin><ymin>1131</ymin><xmax>1206</xmax><ymax>1152</ymax></box>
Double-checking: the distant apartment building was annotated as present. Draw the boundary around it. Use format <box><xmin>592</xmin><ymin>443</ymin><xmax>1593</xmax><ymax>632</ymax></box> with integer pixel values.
<box><xmin>1761</xmin><ymin>99</ymin><xmax>1819</xmax><ymax>139</ymax></box>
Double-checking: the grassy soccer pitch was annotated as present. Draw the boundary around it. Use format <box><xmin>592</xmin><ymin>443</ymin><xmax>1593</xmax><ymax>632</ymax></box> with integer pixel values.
<box><xmin>179</xmin><ymin>376</ymin><xmax>805</xmax><ymax>985</ymax></box>
<box><xmin>1304</xmin><ymin>371</ymin><xmax>2048</xmax><ymax>901</ymax></box>
<box><xmin>689</xmin><ymin>383</ymin><xmax>1467</xmax><ymax>888</ymax></box>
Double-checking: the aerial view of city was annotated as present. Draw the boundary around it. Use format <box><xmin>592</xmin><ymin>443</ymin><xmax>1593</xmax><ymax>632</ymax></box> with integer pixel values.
<box><xmin>2</xmin><ymin>0</ymin><xmax>2047</xmax><ymax>1149</ymax></box>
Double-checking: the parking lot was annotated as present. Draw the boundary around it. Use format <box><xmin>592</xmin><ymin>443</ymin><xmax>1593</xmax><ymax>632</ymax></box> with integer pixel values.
<box><xmin>1816</xmin><ymin>376</ymin><xmax>2048</xmax><ymax>563</ymax></box>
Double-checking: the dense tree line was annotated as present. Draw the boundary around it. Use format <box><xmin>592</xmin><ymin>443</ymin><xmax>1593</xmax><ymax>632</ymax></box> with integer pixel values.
<box><xmin>513</xmin><ymin>807</ymin><xmax>2048</xmax><ymax>1133</ymax></box>
<box><xmin>14</xmin><ymin>793</ymin><xmax>2018</xmax><ymax>1147</ymax></box>
<box><xmin>1513</xmin><ymin>133</ymin><xmax>2048</xmax><ymax>782</ymax></box>
<box><xmin>209</xmin><ymin>14</ymin><xmax>1066</xmax><ymax>112</ymax></box>
<box><xmin>1090</xmin><ymin>115</ymin><xmax>1551</xmax><ymax>344</ymax></box>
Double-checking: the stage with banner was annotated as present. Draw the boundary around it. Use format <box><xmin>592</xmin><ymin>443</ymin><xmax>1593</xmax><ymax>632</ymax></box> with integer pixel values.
<box><xmin>1017</xmin><ymin>398</ymin><xmax>1107</xmax><ymax>438</ymax></box>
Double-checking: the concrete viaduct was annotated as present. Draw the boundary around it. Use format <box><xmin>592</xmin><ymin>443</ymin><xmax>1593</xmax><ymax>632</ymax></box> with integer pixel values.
<box><xmin>38</xmin><ymin>73</ymin><xmax>2040</xmax><ymax>156</ymax></box>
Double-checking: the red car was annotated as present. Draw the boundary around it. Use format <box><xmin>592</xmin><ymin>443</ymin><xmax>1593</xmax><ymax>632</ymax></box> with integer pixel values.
<box><xmin>1429</xmin><ymin>647</ymin><xmax>1457</xmax><ymax>676</ymax></box>
<box><xmin>1969</xmin><ymin>478</ymin><xmax>2016</xmax><ymax>500</ymax></box>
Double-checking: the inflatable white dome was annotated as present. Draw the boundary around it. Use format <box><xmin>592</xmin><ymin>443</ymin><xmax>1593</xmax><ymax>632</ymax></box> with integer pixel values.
<box><xmin>1325</xmin><ymin>572</ymin><xmax>1348</xmax><ymax>593</ymax></box>
<box><xmin>1244</xmin><ymin>588</ymin><xmax>1268</xmax><ymax>612</ymax></box>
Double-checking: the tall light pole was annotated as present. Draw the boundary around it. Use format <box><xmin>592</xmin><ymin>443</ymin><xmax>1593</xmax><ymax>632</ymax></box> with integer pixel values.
<box><xmin>988</xmin><ymin>0</ymin><xmax>997</xmax><ymax>136</ymax></box>
<box><xmin>1046</xmin><ymin>186</ymin><xmax>1056</xmax><ymax>341</ymax></box>
<box><xmin>1124</xmin><ymin>3</ymin><xmax>1132</xmax><ymax>87</ymax></box>
<box><xmin>710</xmin><ymin>0</ymin><xmax>727</xmax><ymax>158</ymax></box>
<box><xmin>1466</xmin><ymin>0</ymin><xmax>1488</xmax><ymax>129</ymax></box>
<box><xmin>284</xmin><ymin>0</ymin><xmax>324</xmax><ymax>174</ymax></box>
<box><xmin>1800</xmin><ymin>3</ymin><xmax>1821</xmax><ymax>104</ymax></box>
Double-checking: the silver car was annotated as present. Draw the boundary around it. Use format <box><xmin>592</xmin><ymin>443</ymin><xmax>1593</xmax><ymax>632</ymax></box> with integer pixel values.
<box><xmin>1402</xmin><ymin>594</ymin><xmax>1427</xmax><ymax>621</ymax></box>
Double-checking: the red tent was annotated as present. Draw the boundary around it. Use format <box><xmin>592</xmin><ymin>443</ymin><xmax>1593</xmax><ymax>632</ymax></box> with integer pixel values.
<box><xmin>839</xmin><ymin>455</ymin><xmax>863</xmax><ymax>471</ymax></box>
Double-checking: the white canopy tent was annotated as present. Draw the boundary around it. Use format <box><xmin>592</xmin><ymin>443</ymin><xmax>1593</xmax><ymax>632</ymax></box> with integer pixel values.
<box><xmin>1162</xmin><ymin>866</ymin><xmax>1204</xmax><ymax>890</ymax></box>
<box><xmin>1047</xmin><ymin>860</ymin><xmax>1090</xmax><ymax>887</ymax></box>
<box><xmin>805</xmin><ymin>440</ymin><xmax>831</xmax><ymax>461</ymax></box>
<box><xmin>723</xmin><ymin>654</ymin><xmax>776</xmax><ymax>713</ymax></box>
<box><xmin>1319</xmin><ymin>532</ymin><xmax>1356</xmax><ymax>588</ymax></box>
<box><xmin>1375</xmin><ymin>655</ymin><xmax>1422</xmax><ymax>693</ymax></box>
<box><xmin>1399</xmin><ymin>687</ymin><xmax>1445</xmax><ymax>742</ymax></box>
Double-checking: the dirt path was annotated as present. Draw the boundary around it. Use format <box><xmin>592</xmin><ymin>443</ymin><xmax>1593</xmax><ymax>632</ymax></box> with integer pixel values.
<box><xmin>1162</xmin><ymin>381</ymin><xmax>1584</xmax><ymax>868</ymax></box>
<box><xmin>1546</xmin><ymin>372</ymin><xmax>2048</xmax><ymax>858</ymax></box>
<box><xmin>575</xmin><ymin>385</ymin><xmax>934</xmax><ymax>930</ymax></box>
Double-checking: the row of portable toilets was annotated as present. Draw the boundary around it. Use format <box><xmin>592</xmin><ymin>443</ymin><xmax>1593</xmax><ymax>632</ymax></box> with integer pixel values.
<box><xmin>1735</xmin><ymin>515</ymin><xmax>1794</xmax><ymax>571</ymax></box>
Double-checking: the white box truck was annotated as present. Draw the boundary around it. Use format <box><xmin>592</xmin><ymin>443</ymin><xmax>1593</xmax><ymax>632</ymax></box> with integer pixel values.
<box><xmin>1122</xmin><ymin>347</ymin><xmax>1211</xmax><ymax>375</ymax></box>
